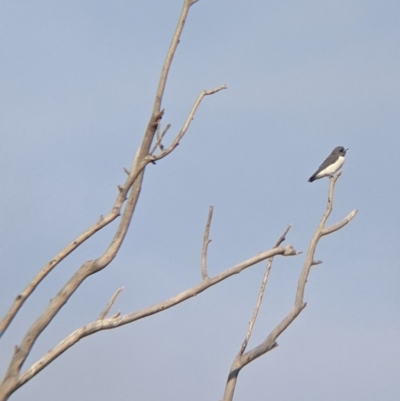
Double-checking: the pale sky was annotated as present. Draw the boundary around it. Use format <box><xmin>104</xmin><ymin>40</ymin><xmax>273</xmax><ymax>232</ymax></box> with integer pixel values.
<box><xmin>1</xmin><ymin>1</ymin><xmax>399</xmax><ymax>400</ymax></box>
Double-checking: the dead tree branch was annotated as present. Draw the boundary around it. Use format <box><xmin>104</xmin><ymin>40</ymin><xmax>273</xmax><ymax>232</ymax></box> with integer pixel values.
<box><xmin>16</xmin><ymin>243</ymin><xmax>297</xmax><ymax>388</ymax></box>
<box><xmin>0</xmin><ymin>2</ymin><xmax>225</xmax><ymax>400</ymax></box>
<box><xmin>222</xmin><ymin>175</ymin><xmax>357</xmax><ymax>401</ymax></box>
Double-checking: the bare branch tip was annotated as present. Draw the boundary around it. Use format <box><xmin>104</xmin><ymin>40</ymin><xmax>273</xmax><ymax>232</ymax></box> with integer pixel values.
<box><xmin>283</xmin><ymin>245</ymin><xmax>297</xmax><ymax>256</ymax></box>
<box><xmin>350</xmin><ymin>209</ymin><xmax>358</xmax><ymax>218</ymax></box>
<box><xmin>274</xmin><ymin>224</ymin><xmax>293</xmax><ymax>247</ymax></box>
<box><xmin>201</xmin><ymin>206</ymin><xmax>214</xmax><ymax>280</ymax></box>
<box><xmin>98</xmin><ymin>287</ymin><xmax>124</xmax><ymax>320</ymax></box>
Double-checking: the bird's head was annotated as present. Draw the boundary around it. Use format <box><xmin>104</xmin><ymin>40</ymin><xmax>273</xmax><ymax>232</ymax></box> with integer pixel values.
<box><xmin>334</xmin><ymin>146</ymin><xmax>348</xmax><ymax>156</ymax></box>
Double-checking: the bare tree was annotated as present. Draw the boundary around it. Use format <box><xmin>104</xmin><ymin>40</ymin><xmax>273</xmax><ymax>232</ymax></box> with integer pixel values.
<box><xmin>0</xmin><ymin>1</ymin><xmax>356</xmax><ymax>401</ymax></box>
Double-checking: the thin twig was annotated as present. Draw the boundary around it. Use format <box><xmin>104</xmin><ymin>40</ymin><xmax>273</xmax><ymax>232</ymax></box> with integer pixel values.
<box><xmin>98</xmin><ymin>287</ymin><xmax>124</xmax><ymax>320</ymax></box>
<box><xmin>238</xmin><ymin>225</ymin><xmax>292</xmax><ymax>356</ymax></box>
<box><xmin>311</xmin><ymin>260</ymin><xmax>322</xmax><ymax>266</ymax></box>
<box><xmin>201</xmin><ymin>206</ymin><xmax>214</xmax><ymax>280</ymax></box>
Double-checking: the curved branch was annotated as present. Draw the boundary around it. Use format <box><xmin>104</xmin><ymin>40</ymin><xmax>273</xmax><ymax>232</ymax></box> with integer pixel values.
<box><xmin>322</xmin><ymin>210</ymin><xmax>357</xmax><ymax>235</ymax></box>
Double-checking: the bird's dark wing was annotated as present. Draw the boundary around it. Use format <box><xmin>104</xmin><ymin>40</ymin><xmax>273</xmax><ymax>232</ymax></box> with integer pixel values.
<box><xmin>308</xmin><ymin>154</ymin><xmax>338</xmax><ymax>182</ymax></box>
<box><xmin>316</xmin><ymin>154</ymin><xmax>338</xmax><ymax>172</ymax></box>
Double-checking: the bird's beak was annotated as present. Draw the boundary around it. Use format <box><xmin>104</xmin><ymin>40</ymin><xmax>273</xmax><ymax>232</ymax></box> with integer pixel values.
<box><xmin>345</xmin><ymin>148</ymin><xmax>349</xmax><ymax>151</ymax></box>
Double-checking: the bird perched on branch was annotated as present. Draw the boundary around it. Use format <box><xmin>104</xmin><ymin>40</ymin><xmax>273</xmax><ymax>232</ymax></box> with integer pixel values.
<box><xmin>308</xmin><ymin>146</ymin><xmax>348</xmax><ymax>183</ymax></box>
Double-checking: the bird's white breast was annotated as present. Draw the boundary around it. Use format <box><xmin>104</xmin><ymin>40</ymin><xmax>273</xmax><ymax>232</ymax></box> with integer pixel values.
<box><xmin>316</xmin><ymin>155</ymin><xmax>345</xmax><ymax>177</ymax></box>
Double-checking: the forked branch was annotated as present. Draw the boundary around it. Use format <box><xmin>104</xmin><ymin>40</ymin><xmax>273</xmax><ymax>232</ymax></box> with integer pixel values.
<box><xmin>222</xmin><ymin>174</ymin><xmax>357</xmax><ymax>401</ymax></box>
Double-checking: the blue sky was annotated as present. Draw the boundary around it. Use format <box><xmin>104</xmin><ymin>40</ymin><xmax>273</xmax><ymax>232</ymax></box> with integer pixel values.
<box><xmin>1</xmin><ymin>1</ymin><xmax>399</xmax><ymax>400</ymax></box>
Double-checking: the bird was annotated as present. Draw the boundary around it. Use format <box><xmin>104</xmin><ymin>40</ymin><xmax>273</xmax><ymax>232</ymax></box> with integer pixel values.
<box><xmin>308</xmin><ymin>146</ymin><xmax>348</xmax><ymax>183</ymax></box>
